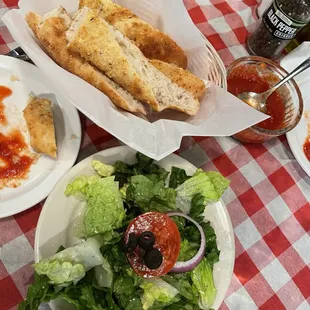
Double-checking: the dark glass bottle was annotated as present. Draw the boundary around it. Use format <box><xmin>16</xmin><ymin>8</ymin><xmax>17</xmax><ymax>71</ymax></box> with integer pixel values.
<box><xmin>285</xmin><ymin>23</ymin><xmax>310</xmax><ymax>52</ymax></box>
<box><xmin>247</xmin><ymin>0</ymin><xmax>310</xmax><ymax>59</ymax></box>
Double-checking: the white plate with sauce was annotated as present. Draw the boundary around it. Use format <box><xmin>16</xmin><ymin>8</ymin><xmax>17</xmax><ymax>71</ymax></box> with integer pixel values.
<box><xmin>287</xmin><ymin>106</ymin><xmax>310</xmax><ymax>177</ymax></box>
<box><xmin>282</xmin><ymin>44</ymin><xmax>310</xmax><ymax>177</ymax></box>
<box><xmin>35</xmin><ymin>145</ymin><xmax>235</xmax><ymax>310</ymax></box>
<box><xmin>0</xmin><ymin>55</ymin><xmax>81</xmax><ymax>218</ymax></box>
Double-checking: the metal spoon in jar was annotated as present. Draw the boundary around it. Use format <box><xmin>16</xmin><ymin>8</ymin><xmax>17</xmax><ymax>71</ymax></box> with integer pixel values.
<box><xmin>237</xmin><ymin>56</ymin><xmax>310</xmax><ymax>113</ymax></box>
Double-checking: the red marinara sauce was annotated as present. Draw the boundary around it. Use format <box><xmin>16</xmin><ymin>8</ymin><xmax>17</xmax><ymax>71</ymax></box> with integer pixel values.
<box><xmin>227</xmin><ymin>65</ymin><xmax>285</xmax><ymax>131</ymax></box>
<box><xmin>0</xmin><ymin>130</ymin><xmax>34</xmax><ymax>181</ymax></box>
<box><xmin>303</xmin><ymin>112</ymin><xmax>310</xmax><ymax>161</ymax></box>
<box><xmin>0</xmin><ymin>85</ymin><xmax>12</xmax><ymax>126</ymax></box>
<box><xmin>304</xmin><ymin>140</ymin><xmax>310</xmax><ymax>161</ymax></box>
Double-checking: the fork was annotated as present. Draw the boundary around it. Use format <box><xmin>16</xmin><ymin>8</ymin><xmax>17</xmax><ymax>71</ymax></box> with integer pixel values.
<box><xmin>5</xmin><ymin>47</ymin><xmax>34</xmax><ymax>64</ymax></box>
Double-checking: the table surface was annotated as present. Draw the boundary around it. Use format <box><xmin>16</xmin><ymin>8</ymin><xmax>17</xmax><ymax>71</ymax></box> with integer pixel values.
<box><xmin>0</xmin><ymin>0</ymin><xmax>310</xmax><ymax>309</ymax></box>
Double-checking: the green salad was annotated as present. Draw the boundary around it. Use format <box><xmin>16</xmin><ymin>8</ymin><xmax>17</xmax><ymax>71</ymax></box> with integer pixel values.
<box><xmin>20</xmin><ymin>152</ymin><xmax>230</xmax><ymax>310</ymax></box>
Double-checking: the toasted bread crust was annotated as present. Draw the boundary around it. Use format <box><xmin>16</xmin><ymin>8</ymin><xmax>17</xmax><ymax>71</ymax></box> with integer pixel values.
<box><xmin>25</xmin><ymin>11</ymin><xmax>146</xmax><ymax>114</ymax></box>
<box><xmin>67</xmin><ymin>8</ymin><xmax>158</xmax><ymax>109</ymax></box>
<box><xmin>150</xmin><ymin>59</ymin><xmax>205</xmax><ymax>100</ymax></box>
<box><xmin>23</xmin><ymin>97</ymin><xmax>57</xmax><ymax>158</ymax></box>
<box><xmin>79</xmin><ymin>0</ymin><xmax>187</xmax><ymax>68</ymax></box>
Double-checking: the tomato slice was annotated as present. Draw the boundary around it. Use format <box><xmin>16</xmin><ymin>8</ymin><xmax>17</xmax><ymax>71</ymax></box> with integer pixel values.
<box><xmin>125</xmin><ymin>212</ymin><xmax>181</xmax><ymax>278</ymax></box>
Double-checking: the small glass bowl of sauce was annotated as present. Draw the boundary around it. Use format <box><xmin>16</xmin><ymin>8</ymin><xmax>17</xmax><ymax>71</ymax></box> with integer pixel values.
<box><xmin>227</xmin><ymin>56</ymin><xmax>303</xmax><ymax>143</ymax></box>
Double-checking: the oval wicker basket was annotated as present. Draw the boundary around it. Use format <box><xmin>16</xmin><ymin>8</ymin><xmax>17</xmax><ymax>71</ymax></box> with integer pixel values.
<box><xmin>8</xmin><ymin>34</ymin><xmax>227</xmax><ymax>90</ymax></box>
<box><xmin>200</xmin><ymin>32</ymin><xmax>227</xmax><ymax>90</ymax></box>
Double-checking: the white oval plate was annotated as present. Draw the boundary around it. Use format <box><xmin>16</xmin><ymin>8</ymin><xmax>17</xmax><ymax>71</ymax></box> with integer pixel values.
<box><xmin>281</xmin><ymin>45</ymin><xmax>310</xmax><ymax>177</ymax></box>
<box><xmin>0</xmin><ymin>56</ymin><xmax>81</xmax><ymax>218</ymax></box>
<box><xmin>287</xmin><ymin>114</ymin><xmax>310</xmax><ymax>177</ymax></box>
<box><xmin>35</xmin><ymin>146</ymin><xmax>235</xmax><ymax>310</ymax></box>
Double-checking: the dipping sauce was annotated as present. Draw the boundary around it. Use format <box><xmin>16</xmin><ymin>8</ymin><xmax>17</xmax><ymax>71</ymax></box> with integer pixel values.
<box><xmin>227</xmin><ymin>57</ymin><xmax>302</xmax><ymax>144</ymax></box>
<box><xmin>303</xmin><ymin>111</ymin><xmax>310</xmax><ymax>161</ymax></box>
<box><xmin>0</xmin><ymin>130</ymin><xmax>34</xmax><ymax>189</ymax></box>
<box><xmin>227</xmin><ymin>64</ymin><xmax>285</xmax><ymax>131</ymax></box>
<box><xmin>304</xmin><ymin>140</ymin><xmax>310</xmax><ymax>161</ymax></box>
<box><xmin>0</xmin><ymin>85</ymin><xmax>12</xmax><ymax>126</ymax></box>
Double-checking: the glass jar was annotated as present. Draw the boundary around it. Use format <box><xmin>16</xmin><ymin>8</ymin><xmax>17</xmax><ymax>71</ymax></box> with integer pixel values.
<box><xmin>226</xmin><ymin>56</ymin><xmax>303</xmax><ymax>143</ymax></box>
<box><xmin>247</xmin><ymin>0</ymin><xmax>310</xmax><ymax>59</ymax></box>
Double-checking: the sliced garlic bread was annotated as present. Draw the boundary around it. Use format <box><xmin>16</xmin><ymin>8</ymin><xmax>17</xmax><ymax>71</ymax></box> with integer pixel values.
<box><xmin>79</xmin><ymin>0</ymin><xmax>187</xmax><ymax>68</ymax></box>
<box><xmin>25</xmin><ymin>7</ymin><xmax>146</xmax><ymax>115</ymax></box>
<box><xmin>67</xmin><ymin>8</ymin><xmax>200</xmax><ymax>115</ymax></box>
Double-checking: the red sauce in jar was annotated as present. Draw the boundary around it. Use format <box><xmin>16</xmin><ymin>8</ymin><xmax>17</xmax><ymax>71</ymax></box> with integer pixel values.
<box><xmin>227</xmin><ymin>66</ymin><xmax>285</xmax><ymax>131</ymax></box>
<box><xmin>0</xmin><ymin>130</ymin><xmax>34</xmax><ymax>180</ymax></box>
<box><xmin>0</xmin><ymin>85</ymin><xmax>12</xmax><ymax>126</ymax></box>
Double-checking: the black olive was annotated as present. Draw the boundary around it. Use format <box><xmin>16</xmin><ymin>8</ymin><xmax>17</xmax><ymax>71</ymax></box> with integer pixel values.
<box><xmin>144</xmin><ymin>248</ymin><xmax>163</xmax><ymax>270</ymax></box>
<box><xmin>138</xmin><ymin>231</ymin><xmax>155</xmax><ymax>251</ymax></box>
<box><xmin>121</xmin><ymin>233</ymin><xmax>138</xmax><ymax>253</ymax></box>
<box><xmin>127</xmin><ymin>233</ymin><xmax>138</xmax><ymax>251</ymax></box>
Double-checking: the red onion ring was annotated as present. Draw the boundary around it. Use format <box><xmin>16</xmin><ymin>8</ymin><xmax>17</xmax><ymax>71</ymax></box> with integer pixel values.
<box><xmin>168</xmin><ymin>212</ymin><xmax>206</xmax><ymax>273</ymax></box>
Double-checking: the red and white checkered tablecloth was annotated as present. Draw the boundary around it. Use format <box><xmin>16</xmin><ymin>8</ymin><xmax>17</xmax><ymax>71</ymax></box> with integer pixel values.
<box><xmin>0</xmin><ymin>0</ymin><xmax>309</xmax><ymax>309</ymax></box>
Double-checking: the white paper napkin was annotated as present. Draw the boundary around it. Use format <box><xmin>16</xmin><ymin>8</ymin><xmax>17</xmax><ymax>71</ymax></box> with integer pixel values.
<box><xmin>2</xmin><ymin>0</ymin><xmax>268</xmax><ymax>160</ymax></box>
<box><xmin>281</xmin><ymin>42</ymin><xmax>310</xmax><ymax>105</ymax></box>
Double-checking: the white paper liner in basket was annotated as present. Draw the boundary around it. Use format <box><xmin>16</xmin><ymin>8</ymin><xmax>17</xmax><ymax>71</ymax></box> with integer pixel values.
<box><xmin>2</xmin><ymin>0</ymin><xmax>267</xmax><ymax>160</ymax></box>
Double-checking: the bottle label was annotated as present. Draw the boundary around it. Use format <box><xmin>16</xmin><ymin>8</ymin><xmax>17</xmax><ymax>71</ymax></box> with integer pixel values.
<box><xmin>262</xmin><ymin>0</ymin><xmax>307</xmax><ymax>40</ymax></box>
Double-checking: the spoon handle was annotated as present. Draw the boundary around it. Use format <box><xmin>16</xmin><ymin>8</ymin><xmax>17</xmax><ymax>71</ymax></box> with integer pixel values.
<box><xmin>270</xmin><ymin>56</ymin><xmax>310</xmax><ymax>92</ymax></box>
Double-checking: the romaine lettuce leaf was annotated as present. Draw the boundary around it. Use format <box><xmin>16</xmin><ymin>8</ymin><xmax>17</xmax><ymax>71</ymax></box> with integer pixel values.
<box><xmin>94</xmin><ymin>257</ymin><xmax>113</xmax><ymax>288</ymax></box>
<box><xmin>66</xmin><ymin>176</ymin><xmax>125</xmax><ymax>237</ymax></box>
<box><xmin>113</xmin><ymin>153</ymin><xmax>169</xmax><ymax>188</ymax></box>
<box><xmin>176</xmin><ymin>169</ymin><xmax>229</xmax><ymax>213</ymax></box>
<box><xmin>114</xmin><ymin>276</ymin><xmax>136</xmax><ymax>296</ymax></box>
<box><xmin>178</xmin><ymin>239</ymin><xmax>199</xmax><ymax>262</ymax></box>
<box><xmin>189</xmin><ymin>193</ymin><xmax>206</xmax><ymax>223</ymax></box>
<box><xmin>19</xmin><ymin>272</ymin><xmax>111</xmax><ymax>310</ymax></box>
<box><xmin>199</xmin><ymin>170</ymin><xmax>230</xmax><ymax>199</ymax></box>
<box><xmin>77</xmin><ymin>286</ymin><xmax>105</xmax><ymax>310</ymax></box>
<box><xmin>127</xmin><ymin>175</ymin><xmax>176</xmax><ymax>212</ymax></box>
<box><xmin>133</xmin><ymin>153</ymin><xmax>168</xmax><ymax>181</ymax></box>
<box><xmin>84</xmin><ymin>178</ymin><xmax>125</xmax><ymax>236</ymax></box>
<box><xmin>18</xmin><ymin>273</ymin><xmax>59</xmax><ymax>310</ymax></box>
<box><xmin>200</xmin><ymin>222</ymin><xmax>217</xmax><ymax>252</ymax></box>
<box><xmin>191</xmin><ymin>258</ymin><xmax>217</xmax><ymax>310</ymax></box>
<box><xmin>124</xmin><ymin>298</ymin><xmax>143</xmax><ymax>310</ymax></box>
<box><xmin>150</xmin><ymin>181</ymin><xmax>177</xmax><ymax>212</ymax></box>
<box><xmin>147</xmin><ymin>164</ymin><xmax>169</xmax><ymax>182</ymax></box>
<box><xmin>92</xmin><ymin>160</ymin><xmax>115</xmax><ymax>177</ymax></box>
<box><xmin>34</xmin><ymin>237</ymin><xmax>104</xmax><ymax>285</ymax></box>
<box><xmin>102</xmin><ymin>244</ymin><xmax>130</xmax><ymax>274</ymax></box>
<box><xmin>205</xmin><ymin>248</ymin><xmax>220</xmax><ymax>268</ymax></box>
<box><xmin>133</xmin><ymin>152</ymin><xmax>153</xmax><ymax>172</ymax></box>
<box><xmin>127</xmin><ymin>175</ymin><xmax>154</xmax><ymax>205</ymax></box>
<box><xmin>181</xmin><ymin>220</ymin><xmax>220</xmax><ymax>265</ymax></box>
<box><xmin>114</xmin><ymin>161</ymin><xmax>134</xmax><ymax>175</ymax></box>
<box><xmin>120</xmin><ymin>183</ymin><xmax>129</xmax><ymax>199</ymax></box>
<box><xmin>35</xmin><ymin>261</ymin><xmax>85</xmax><ymax>286</ymax></box>
<box><xmin>65</xmin><ymin>175</ymin><xmax>101</xmax><ymax>200</ymax></box>
<box><xmin>164</xmin><ymin>302</ymin><xmax>196</xmax><ymax>310</ymax></box>
<box><xmin>169</xmin><ymin>166</ymin><xmax>190</xmax><ymax>189</ymax></box>
<box><xmin>162</xmin><ymin>274</ymin><xmax>199</xmax><ymax>305</ymax></box>
<box><xmin>140</xmin><ymin>278</ymin><xmax>179</xmax><ymax>310</ymax></box>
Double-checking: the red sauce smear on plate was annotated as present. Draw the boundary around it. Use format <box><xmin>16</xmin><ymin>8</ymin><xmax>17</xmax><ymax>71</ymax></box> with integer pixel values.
<box><xmin>0</xmin><ymin>130</ymin><xmax>34</xmax><ymax>181</ymax></box>
<box><xmin>303</xmin><ymin>112</ymin><xmax>310</xmax><ymax>161</ymax></box>
<box><xmin>0</xmin><ymin>86</ymin><xmax>12</xmax><ymax>126</ymax></box>
<box><xmin>303</xmin><ymin>140</ymin><xmax>310</xmax><ymax>161</ymax></box>
<box><xmin>228</xmin><ymin>66</ymin><xmax>285</xmax><ymax>130</ymax></box>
